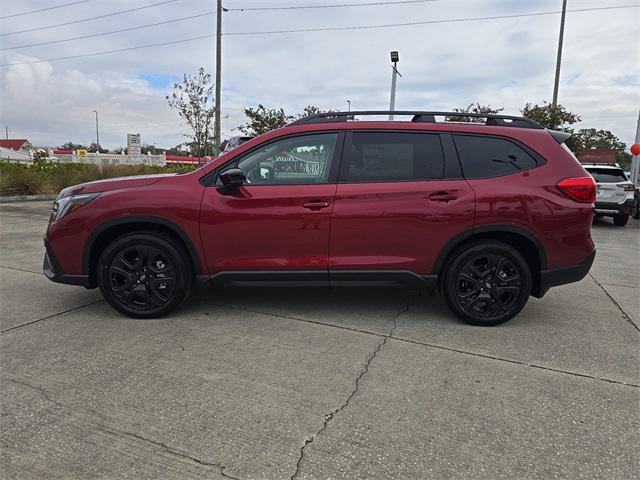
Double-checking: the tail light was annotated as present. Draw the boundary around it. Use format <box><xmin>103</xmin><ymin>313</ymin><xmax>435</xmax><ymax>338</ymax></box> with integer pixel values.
<box><xmin>558</xmin><ymin>177</ymin><xmax>596</xmax><ymax>203</ymax></box>
<box><xmin>623</xmin><ymin>184</ymin><xmax>635</xmax><ymax>192</ymax></box>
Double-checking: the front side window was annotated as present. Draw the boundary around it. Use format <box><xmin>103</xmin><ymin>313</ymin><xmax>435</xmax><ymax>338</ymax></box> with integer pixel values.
<box><xmin>453</xmin><ymin>134</ymin><xmax>541</xmax><ymax>179</ymax></box>
<box><xmin>220</xmin><ymin>133</ymin><xmax>338</xmax><ymax>185</ymax></box>
<box><xmin>340</xmin><ymin>132</ymin><xmax>445</xmax><ymax>182</ymax></box>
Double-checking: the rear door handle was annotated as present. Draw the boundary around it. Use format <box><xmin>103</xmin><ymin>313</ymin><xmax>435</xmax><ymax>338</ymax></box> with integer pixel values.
<box><xmin>302</xmin><ymin>200</ymin><xmax>331</xmax><ymax>210</ymax></box>
<box><xmin>428</xmin><ymin>192</ymin><xmax>457</xmax><ymax>203</ymax></box>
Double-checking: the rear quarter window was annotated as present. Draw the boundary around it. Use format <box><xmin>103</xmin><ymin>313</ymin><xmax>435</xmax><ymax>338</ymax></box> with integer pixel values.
<box><xmin>453</xmin><ymin>134</ymin><xmax>543</xmax><ymax>179</ymax></box>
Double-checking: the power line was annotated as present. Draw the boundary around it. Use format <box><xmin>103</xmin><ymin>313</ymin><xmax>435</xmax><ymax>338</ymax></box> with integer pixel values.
<box><xmin>0</xmin><ymin>34</ymin><xmax>214</xmax><ymax>67</ymax></box>
<box><xmin>0</xmin><ymin>0</ymin><xmax>434</xmax><ymax>49</ymax></box>
<box><xmin>1</xmin><ymin>12</ymin><xmax>214</xmax><ymax>51</ymax></box>
<box><xmin>1</xmin><ymin>5</ymin><xmax>637</xmax><ymax>67</ymax></box>
<box><xmin>225</xmin><ymin>0</ymin><xmax>437</xmax><ymax>11</ymax></box>
<box><xmin>224</xmin><ymin>4</ymin><xmax>640</xmax><ymax>35</ymax></box>
<box><xmin>0</xmin><ymin>0</ymin><xmax>93</xmax><ymax>20</ymax></box>
<box><xmin>0</xmin><ymin>0</ymin><xmax>179</xmax><ymax>37</ymax></box>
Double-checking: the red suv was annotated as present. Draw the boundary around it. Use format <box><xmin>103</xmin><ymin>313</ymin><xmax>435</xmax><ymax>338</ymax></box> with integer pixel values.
<box><xmin>44</xmin><ymin>111</ymin><xmax>596</xmax><ymax>326</ymax></box>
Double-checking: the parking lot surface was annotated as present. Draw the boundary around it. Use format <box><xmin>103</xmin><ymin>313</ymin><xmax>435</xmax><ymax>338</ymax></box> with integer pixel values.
<box><xmin>1</xmin><ymin>200</ymin><xmax>638</xmax><ymax>479</ymax></box>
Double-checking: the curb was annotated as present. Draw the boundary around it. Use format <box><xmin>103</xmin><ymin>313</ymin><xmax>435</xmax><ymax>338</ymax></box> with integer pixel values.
<box><xmin>0</xmin><ymin>195</ymin><xmax>57</xmax><ymax>203</ymax></box>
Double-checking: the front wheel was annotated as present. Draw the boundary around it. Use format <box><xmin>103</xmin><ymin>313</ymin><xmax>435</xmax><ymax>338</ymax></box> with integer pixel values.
<box><xmin>613</xmin><ymin>214</ymin><xmax>629</xmax><ymax>227</ymax></box>
<box><xmin>442</xmin><ymin>241</ymin><xmax>532</xmax><ymax>326</ymax></box>
<box><xmin>97</xmin><ymin>233</ymin><xmax>192</xmax><ymax>318</ymax></box>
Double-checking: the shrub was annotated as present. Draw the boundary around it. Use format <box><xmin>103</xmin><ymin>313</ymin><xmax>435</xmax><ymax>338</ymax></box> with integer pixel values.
<box><xmin>0</xmin><ymin>163</ymin><xmax>50</xmax><ymax>196</ymax></box>
<box><xmin>0</xmin><ymin>161</ymin><xmax>197</xmax><ymax>196</ymax></box>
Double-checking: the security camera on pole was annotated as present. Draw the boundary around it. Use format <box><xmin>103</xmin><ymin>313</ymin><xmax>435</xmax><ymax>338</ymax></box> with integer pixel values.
<box><xmin>388</xmin><ymin>51</ymin><xmax>402</xmax><ymax>120</ymax></box>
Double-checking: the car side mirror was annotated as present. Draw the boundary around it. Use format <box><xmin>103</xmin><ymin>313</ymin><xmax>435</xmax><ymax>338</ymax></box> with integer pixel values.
<box><xmin>218</xmin><ymin>168</ymin><xmax>246</xmax><ymax>194</ymax></box>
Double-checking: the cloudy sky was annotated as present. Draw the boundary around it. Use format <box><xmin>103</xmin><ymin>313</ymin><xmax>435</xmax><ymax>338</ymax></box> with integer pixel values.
<box><xmin>0</xmin><ymin>0</ymin><xmax>638</xmax><ymax>149</ymax></box>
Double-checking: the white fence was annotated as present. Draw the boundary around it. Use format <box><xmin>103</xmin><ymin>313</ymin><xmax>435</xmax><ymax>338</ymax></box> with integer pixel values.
<box><xmin>54</xmin><ymin>153</ymin><xmax>166</xmax><ymax>167</ymax></box>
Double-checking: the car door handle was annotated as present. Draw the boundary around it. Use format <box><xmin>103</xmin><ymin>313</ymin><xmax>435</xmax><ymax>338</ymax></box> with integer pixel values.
<box><xmin>428</xmin><ymin>192</ymin><xmax>457</xmax><ymax>203</ymax></box>
<box><xmin>302</xmin><ymin>200</ymin><xmax>331</xmax><ymax>210</ymax></box>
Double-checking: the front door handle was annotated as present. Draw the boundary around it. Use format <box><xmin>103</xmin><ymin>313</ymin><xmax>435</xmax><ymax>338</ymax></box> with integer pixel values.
<box><xmin>428</xmin><ymin>192</ymin><xmax>457</xmax><ymax>203</ymax></box>
<box><xmin>302</xmin><ymin>200</ymin><xmax>331</xmax><ymax>210</ymax></box>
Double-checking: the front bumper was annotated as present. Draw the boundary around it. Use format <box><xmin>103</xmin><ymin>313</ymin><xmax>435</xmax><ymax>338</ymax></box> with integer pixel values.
<box><xmin>594</xmin><ymin>198</ymin><xmax>634</xmax><ymax>216</ymax></box>
<box><xmin>535</xmin><ymin>250</ymin><xmax>596</xmax><ymax>298</ymax></box>
<box><xmin>43</xmin><ymin>238</ymin><xmax>90</xmax><ymax>287</ymax></box>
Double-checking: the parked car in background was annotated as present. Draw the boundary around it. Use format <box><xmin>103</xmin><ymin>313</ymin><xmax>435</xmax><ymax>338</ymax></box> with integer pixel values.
<box><xmin>583</xmin><ymin>165</ymin><xmax>635</xmax><ymax>226</ymax></box>
<box><xmin>222</xmin><ymin>135</ymin><xmax>254</xmax><ymax>154</ymax></box>
<box><xmin>43</xmin><ymin>111</ymin><xmax>596</xmax><ymax>326</ymax></box>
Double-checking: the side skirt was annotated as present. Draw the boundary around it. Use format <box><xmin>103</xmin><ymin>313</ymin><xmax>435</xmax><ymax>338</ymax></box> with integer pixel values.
<box><xmin>206</xmin><ymin>270</ymin><xmax>437</xmax><ymax>289</ymax></box>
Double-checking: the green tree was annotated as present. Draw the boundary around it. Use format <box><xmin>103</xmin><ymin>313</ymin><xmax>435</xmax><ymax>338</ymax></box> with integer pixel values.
<box><xmin>238</xmin><ymin>104</ymin><xmax>334</xmax><ymax>136</ymax></box>
<box><xmin>239</xmin><ymin>104</ymin><xmax>293</xmax><ymax>136</ymax></box>
<box><xmin>520</xmin><ymin>102</ymin><xmax>580</xmax><ymax>131</ymax></box>
<box><xmin>297</xmin><ymin>105</ymin><xmax>335</xmax><ymax>119</ymax></box>
<box><xmin>167</xmin><ymin>68</ymin><xmax>216</xmax><ymax>157</ymax></box>
<box><xmin>447</xmin><ymin>103</ymin><xmax>504</xmax><ymax>123</ymax></box>
<box><xmin>58</xmin><ymin>142</ymin><xmax>87</xmax><ymax>151</ymax></box>
<box><xmin>572</xmin><ymin>128</ymin><xmax>631</xmax><ymax>168</ymax></box>
<box><xmin>87</xmin><ymin>142</ymin><xmax>108</xmax><ymax>154</ymax></box>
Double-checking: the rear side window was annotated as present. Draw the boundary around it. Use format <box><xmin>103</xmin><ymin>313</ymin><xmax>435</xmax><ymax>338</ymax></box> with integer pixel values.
<box><xmin>586</xmin><ymin>168</ymin><xmax>627</xmax><ymax>183</ymax></box>
<box><xmin>341</xmin><ymin>132</ymin><xmax>445</xmax><ymax>182</ymax></box>
<box><xmin>453</xmin><ymin>134</ymin><xmax>541</xmax><ymax>179</ymax></box>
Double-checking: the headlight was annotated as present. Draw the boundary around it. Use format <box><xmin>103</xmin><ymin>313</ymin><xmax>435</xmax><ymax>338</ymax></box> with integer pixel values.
<box><xmin>50</xmin><ymin>193</ymin><xmax>100</xmax><ymax>223</ymax></box>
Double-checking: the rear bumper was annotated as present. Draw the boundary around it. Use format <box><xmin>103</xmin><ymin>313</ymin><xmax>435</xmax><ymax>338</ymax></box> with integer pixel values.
<box><xmin>534</xmin><ymin>250</ymin><xmax>595</xmax><ymax>298</ymax></box>
<box><xmin>594</xmin><ymin>199</ymin><xmax>634</xmax><ymax>216</ymax></box>
<box><xmin>43</xmin><ymin>238</ymin><xmax>90</xmax><ymax>287</ymax></box>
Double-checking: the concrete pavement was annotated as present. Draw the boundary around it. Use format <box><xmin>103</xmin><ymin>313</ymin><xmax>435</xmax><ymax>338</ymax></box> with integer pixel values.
<box><xmin>1</xmin><ymin>201</ymin><xmax>638</xmax><ymax>479</ymax></box>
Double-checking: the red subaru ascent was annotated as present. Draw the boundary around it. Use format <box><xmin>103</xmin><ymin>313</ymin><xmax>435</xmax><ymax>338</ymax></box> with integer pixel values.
<box><xmin>44</xmin><ymin>111</ymin><xmax>596</xmax><ymax>326</ymax></box>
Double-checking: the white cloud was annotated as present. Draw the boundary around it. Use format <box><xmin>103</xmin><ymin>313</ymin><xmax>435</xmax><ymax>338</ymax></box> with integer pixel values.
<box><xmin>0</xmin><ymin>0</ymin><xmax>638</xmax><ymax>148</ymax></box>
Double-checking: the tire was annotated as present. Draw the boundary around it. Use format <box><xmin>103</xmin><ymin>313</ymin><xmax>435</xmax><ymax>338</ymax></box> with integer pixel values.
<box><xmin>613</xmin><ymin>214</ymin><xmax>629</xmax><ymax>227</ymax></box>
<box><xmin>441</xmin><ymin>241</ymin><xmax>532</xmax><ymax>326</ymax></box>
<box><xmin>97</xmin><ymin>232</ymin><xmax>193</xmax><ymax>318</ymax></box>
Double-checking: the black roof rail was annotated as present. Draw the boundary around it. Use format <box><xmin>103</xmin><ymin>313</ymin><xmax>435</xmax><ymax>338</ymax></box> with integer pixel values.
<box><xmin>288</xmin><ymin>110</ymin><xmax>544</xmax><ymax>129</ymax></box>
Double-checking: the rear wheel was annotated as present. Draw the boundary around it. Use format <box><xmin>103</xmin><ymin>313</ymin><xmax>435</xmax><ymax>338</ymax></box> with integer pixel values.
<box><xmin>97</xmin><ymin>233</ymin><xmax>192</xmax><ymax>318</ymax></box>
<box><xmin>613</xmin><ymin>214</ymin><xmax>629</xmax><ymax>227</ymax></box>
<box><xmin>442</xmin><ymin>241</ymin><xmax>532</xmax><ymax>326</ymax></box>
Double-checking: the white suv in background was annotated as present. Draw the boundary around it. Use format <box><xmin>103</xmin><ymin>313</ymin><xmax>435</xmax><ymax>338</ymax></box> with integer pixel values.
<box><xmin>584</xmin><ymin>165</ymin><xmax>635</xmax><ymax>226</ymax></box>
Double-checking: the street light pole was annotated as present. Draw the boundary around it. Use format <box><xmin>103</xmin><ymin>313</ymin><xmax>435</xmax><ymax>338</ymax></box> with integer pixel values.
<box><xmin>214</xmin><ymin>0</ymin><xmax>222</xmax><ymax>157</ymax></box>
<box><xmin>347</xmin><ymin>100</ymin><xmax>351</xmax><ymax>112</ymax></box>
<box><xmin>552</xmin><ymin>0</ymin><xmax>567</xmax><ymax>107</ymax></box>
<box><xmin>92</xmin><ymin>110</ymin><xmax>100</xmax><ymax>151</ymax></box>
<box><xmin>389</xmin><ymin>51</ymin><xmax>401</xmax><ymax>120</ymax></box>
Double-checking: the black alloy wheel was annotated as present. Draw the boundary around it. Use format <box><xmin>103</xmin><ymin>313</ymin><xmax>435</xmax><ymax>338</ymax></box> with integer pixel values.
<box><xmin>97</xmin><ymin>233</ymin><xmax>192</xmax><ymax>318</ymax></box>
<box><xmin>443</xmin><ymin>241</ymin><xmax>531</xmax><ymax>326</ymax></box>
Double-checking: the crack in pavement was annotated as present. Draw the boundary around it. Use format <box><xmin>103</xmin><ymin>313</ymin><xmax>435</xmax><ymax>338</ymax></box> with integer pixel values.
<box><xmin>0</xmin><ymin>299</ymin><xmax>104</xmax><ymax>334</ymax></box>
<box><xmin>209</xmin><ymin>301</ymin><xmax>639</xmax><ymax>389</ymax></box>
<box><xmin>95</xmin><ymin>426</ymin><xmax>240</xmax><ymax>480</ymax></box>
<box><xmin>0</xmin><ymin>264</ymin><xmax>42</xmax><ymax>275</ymax></box>
<box><xmin>289</xmin><ymin>296</ymin><xmax>417</xmax><ymax>480</ymax></box>
<box><xmin>6</xmin><ymin>378</ymin><xmax>240</xmax><ymax>480</ymax></box>
<box><xmin>589</xmin><ymin>273</ymin><xmax>639</xmax><ymax>333</ymax></box>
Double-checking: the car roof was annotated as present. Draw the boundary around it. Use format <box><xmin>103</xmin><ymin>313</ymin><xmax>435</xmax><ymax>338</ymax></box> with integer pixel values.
<box><xmin>583</xmin><ymin>165</ymin><xmax>622</xmax><ymax>170</ymax></box>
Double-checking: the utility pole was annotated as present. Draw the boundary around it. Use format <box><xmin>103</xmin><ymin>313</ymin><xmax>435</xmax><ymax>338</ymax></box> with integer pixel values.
<box><xmin>214</xmin><ymin>0</ymin><xmax>222</xmax><ymax>156</ymax></box>
<box><xmin>389</xmin><ymin>51</ymin><xmax>401</xmax><ymax>120</ymax></box>
<box><xmin>552</xmin><ymin>0</ymin><xmax>567</xmax><ymax>107</ymax></box>
<box><xmin>347</xmin><ymin>100</ymin><xmax>351</xmax><ymax>112</ymax></box>
<box><xmin>5</xmin><ymin>126</ymin><xmax>8</xmax><ymax>140</ymax></box>
<box><xmin>92</xmin><ymin>110</ymin><xmax>100</xmax><ymax>151</ymax></box>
